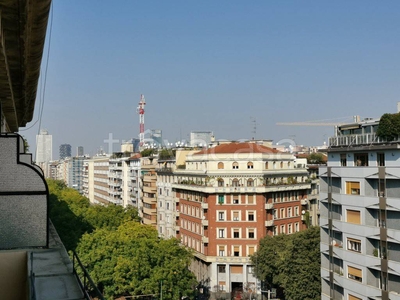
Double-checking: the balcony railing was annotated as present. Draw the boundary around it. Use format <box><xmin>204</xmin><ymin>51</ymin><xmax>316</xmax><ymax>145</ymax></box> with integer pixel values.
<box><xmin>265</xmin><ymin>220</ymin><xmax>274</xmax><ymax>227</ymax></box>
<box><xmin>329</xmin><ymin>133</ymin><xmax>400</xmax><ymax>147</ymax></box>
<box><xmin>72</xmin><ymin>251</ymin><xmax>105</xmax><ymax>300</ymax></box>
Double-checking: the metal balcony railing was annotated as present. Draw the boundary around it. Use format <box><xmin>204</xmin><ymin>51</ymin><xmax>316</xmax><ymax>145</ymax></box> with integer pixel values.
<box><xmin>71</xmin><ymin>251</ymin><xmax>105</xmax><ymax>300</ymax></box>
<box><xmin>329</xmin><ymin>133</ymin><xmax>400</xmax><ymax>147</ymax></box>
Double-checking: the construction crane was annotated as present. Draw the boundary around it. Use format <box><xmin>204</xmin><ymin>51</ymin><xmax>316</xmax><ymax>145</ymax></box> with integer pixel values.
<box><xmin>276</xmin><ymin>116</ymin><xmax>358</xmax><ymax>127</ymax></box>
<box><xmin>136</xmin><ymin>94</ymin><xmax>146</xmax><ymax>146</ymax></box>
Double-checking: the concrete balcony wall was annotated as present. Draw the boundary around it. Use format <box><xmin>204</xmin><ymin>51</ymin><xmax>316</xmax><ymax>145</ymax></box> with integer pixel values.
<box><xmin>0</xmin><ymin>135</ymin><xmax>48</xmax><ymax>249</ymax></box>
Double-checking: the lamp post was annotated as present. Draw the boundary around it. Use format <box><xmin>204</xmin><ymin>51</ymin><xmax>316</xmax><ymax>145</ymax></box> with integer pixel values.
<box><xmin>160</xmin><ymin>280</ymin><xmax>163</xmax><ymax>300</ymax></box>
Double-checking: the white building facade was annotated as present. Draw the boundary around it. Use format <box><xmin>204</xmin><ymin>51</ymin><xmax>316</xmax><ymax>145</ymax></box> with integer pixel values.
<box><xmin>320</xmin><ymin>117</ymin><xmax>400</xmax><ymax>300</ymax></box>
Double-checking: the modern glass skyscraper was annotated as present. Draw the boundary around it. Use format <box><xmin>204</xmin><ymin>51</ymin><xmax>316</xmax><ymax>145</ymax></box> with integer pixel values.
<box><xmin>36</xmin><ymin>129</ymin><xmax>52</xmax><ymax>163</ymax></box>
<box><xmin>59</xmin><ymin>144</ymin><xmax>71</xmax><ymax>159</ymax></box>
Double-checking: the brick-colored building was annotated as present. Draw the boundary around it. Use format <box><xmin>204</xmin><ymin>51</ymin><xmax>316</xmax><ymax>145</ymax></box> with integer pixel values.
<box><xmin>171</xmin><ymin>142</ymin><xmax>310</xmax><ymax>297</ymax></box>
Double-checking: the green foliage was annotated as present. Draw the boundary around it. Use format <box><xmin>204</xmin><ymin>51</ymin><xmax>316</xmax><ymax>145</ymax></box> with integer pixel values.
<box><xmin>48</xmin><ymin>180</ymin><xmax>92</xmax><ymax>250</ymax></box>
<box><xmin>76</xmin><ymin>223</ymin><xmax>196</xmax><ymax>299</ymax></box>
<box><xmin>307</xmin><ymin>153</ymin><xmax>326</xmax><ymax>164</ymax></box>
<box><xmin>376</xmin><ymin>113</ymin><xmax>400</xmax><ymax>140</ymax></box>
<box><xmin>251</xmin><ymin>227</ymin><xmax>321</xmax><ymax>300</ymax></box>
<box><xmin>159</xmin><ymin>149</ymin><xmax>174</xmax><ymax>160</ymax></box>
<box><xmin>47</xmin><ymin>179</ymin><xmax>196</xmax><ymax>300</ymax></box>
<box><xmin>141</xmin><ymin>149</ymin><xmax>155</xmax><ymax>157</ymax></box>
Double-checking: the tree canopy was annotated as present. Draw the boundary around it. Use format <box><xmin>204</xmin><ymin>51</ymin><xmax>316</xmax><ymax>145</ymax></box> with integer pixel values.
<box><xmin>376</xmin><ymin>113</ymin><xmax>400</xmax><ymax>140</ymax></box>
<box><xmin>47</xmin><ymin>179</ymin><xmax>196</xmax><ymax>300</ymax></box>
<box><xmin>306</xmin><ymin>153</ymin><xmax>326</xmax><ymax>165</ymax></box>
<box><xmin>251</xmin><ymin>226</ymin><xmax>321</xmax><ymax>300</ymax></box>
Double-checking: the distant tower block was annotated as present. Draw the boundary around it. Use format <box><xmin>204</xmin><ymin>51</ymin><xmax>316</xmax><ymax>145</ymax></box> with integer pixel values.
<box><xmin>77</xmin><ymin>146</ymin><xmax>84</xmax><ymax>157</ymax></box>
<box><xmin>136</xmin><ymin>94</ymin><xmax>146</xmax><ymax>147</ymax></box>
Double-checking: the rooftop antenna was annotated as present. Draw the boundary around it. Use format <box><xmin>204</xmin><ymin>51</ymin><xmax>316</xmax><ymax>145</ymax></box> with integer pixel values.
<box><xmin>136</xmin><ymin>94</ymin><xmax>146</xmax><ymax>147</ymax></box>
<box><xmin>250</xmin><ymin>117</ymin><xmax>259</xmax><ymax>140</ymax></box>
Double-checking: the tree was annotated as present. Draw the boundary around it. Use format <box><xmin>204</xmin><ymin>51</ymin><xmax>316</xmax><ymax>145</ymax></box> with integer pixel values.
<box><xmin>140</xmin><ymin>149</ymin><xmax>154</xmax><ymax>157</ymax></box>
<box><xmin>76</xmin><ymin>222</ymin><xmax>196</xmax><ymax>300</ymax></box>
<box><xmin>376</xmin><ymin>113</ymin><xmax>400</xmax><ymax>140</ymax></box>
<box><xmin>307</xmin><ymin>153</ymin><xmax>326</xmax><ymax>164</ymax></box>
<box><xmin>251</xmin><ymin>227</ymin><xmax>321</xmax><ymax>300</ymax></box>
<box><xmin>159</xmin><ymin>149</ymin><xmax>174</xmax><ymax>160</ymax></box>
<box><xmin>48</xmin><ymin>179</ymin><xmax>197</xmax><ymax>300</ymax></box>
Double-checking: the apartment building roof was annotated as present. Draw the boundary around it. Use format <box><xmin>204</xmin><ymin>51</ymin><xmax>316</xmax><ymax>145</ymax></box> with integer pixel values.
<box><xmin>194</xmin><ymin>142</ymin><xmax>281</xmax><ymax>155</ymax></box>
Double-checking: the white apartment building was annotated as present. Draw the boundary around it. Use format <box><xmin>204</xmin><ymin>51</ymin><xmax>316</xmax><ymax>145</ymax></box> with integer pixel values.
<box><xmin>320</xmin><ymin>116</ymin><xmax>400</xmax><ymax>300</ymax></box>
<box><xmin>129</xmin><ymin>154</ymin><xmax>141</xmax><ymax>207</ymax></box>
<box><xmin>36</xmin><ymin>129</ymin><xmax>52</xmax><ymax>163</ymax></box>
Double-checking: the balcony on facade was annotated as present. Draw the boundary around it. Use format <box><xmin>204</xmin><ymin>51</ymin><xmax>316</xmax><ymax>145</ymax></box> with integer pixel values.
<box><xmin>156</xmin><ymin>167</ymin><xmax>173</xmax><ymax>174</ymax></box>
<box><xmin>172</xmin><ymin>182</ymin><xmax>310</xmax><ymax>194</ymax></box>
<box><xmin>265</xmin><ymin>220</ymin><xmax>274</xmax><ymax>227</ymax></box>
<box><xmin>329</xmin><ymin>132</ymin><xmax>400</xmax><ymax>148</ymax></box>
<box><xmin>265</xmin><ymin>203</ymin><xmax>273</xmax><ymax>209</ymax></box>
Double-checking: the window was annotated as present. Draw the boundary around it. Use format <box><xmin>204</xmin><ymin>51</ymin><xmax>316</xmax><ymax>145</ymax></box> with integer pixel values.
<box><xmin>233</xmin><ymin>211</ymin><xmax>240</xmax><ymax>221</ymax></box>
<box><xmin>347</xmin><ymin>238</ymin><xmax>361</xmax><ymax>253</ymax></box>
<box><xmin>159</xmin><ymin>188</ymin><xmax>162</xmax><ymax>195</ymax></box>
<box><xmin>232</xmin><ymin>162</ymin><xmax>239</xmax><ymax>169</ymax></box>
<box><xmin>295</xmin><ymin>206</ymin><xmax>299</xmax><ymax>216</ymax></box>
<box><xmin>219</xmin><ymin>246</ymin><xmax>225</xmax><ymax>256</ymax></box>
<box><xmin>218</xmin><ymin>265</ymin><xmax>226</xmax><ymax>273</ymax></box>
<box><xmin>218</xmin><ymin>162</ymin><xmax>224</xmax><ymax>169</ymax></box>
<box><xmin>248</xmin><ymin>229</ymin><xmax>255</xmax><ymax>239</ymax></box>
<box><xmin>247</xmin><ymin>178</ymin><xmax>254</xmax><ymax>187</ymax></box>
<box><xmin>288</xmin><ymin>224</ymin><xmax>292</xmax><ymax>234</ymax></box>
<box><xmin>218</xmin><ymin>229</ymin><xmax>225</xmax><ymax>238</ymax></box>
<box><xmin>265</xmin><ymin>162</ymin><xmax>269</xmax><ymax>169</ymax></box>
<box><xmin>218</xmin><ymin>179</ymin><xmax>224</xmax><ymax>187</ymax></box>
<box><xmin>232</xmin><ymin>179</ymin><xmax>239</xmax><ymax>187</ymax></box>
<box><xmin>379</xmin><ymin>179</ymin><xmax>386</xmax><ymax>197</ymax></box>
<box><xmin>348</xmin><ymin>266</ymin><xmax>362</xmax><ymax>282</ymax></box>
<box><xmin>233</xmin><ymin>246</ymin><xmax>240</xmax><ymax>256</ymax></box>
<box><xmin>346</xmin><ymin>182</ymin><xmax>360</xmax><ymax>195</ymax></box>
<box><xmin>248</xmin><ymin>212</ymin><xmax>254</xmax><ymax>221</ymax></box>
<box><xmin>233</xmin><ymin>229</ymin><xmax>240</xmax><ymax>238</ymax></box>
<box><xmin>218</xmin><ymin>195</ymin><xmax>224</xmax><ymax>204</ymax></box>
<box><xmin>233</xmin><ymin>198</ymin><xmax>239</xmax><ymax>204</ymax></box>
<box><xmin>280</xmin><ymin>162</ymin><xmax>283</xmax><ymax>169</ymax></box>
<box><xmin>167</xmin><ymin>202</ymin><xmax>170</xmax><ymax>210</ymax></box>
<box><xmin>218</xmin><ymin>211</ymin><xmax>225</xmax><ymax>221</ymax></box>
<box><xmin>247</xmin><ymin>162</ymin><xmax>254</xmax><ymax>169</ymax></box>
<box><xmin>354</xmin><ymin>153</ymin><xmax>368</xmax><ymax>166</ymax></box>
<box><xmin>347</xmin><ymin>210</ymin><xmax>361</xmax><ymax>224</ymax></box>
<box><xmin>377</xmin><ymin>153</ymin><xmax>385</xmax><ymax>167</ymax></box>
<box><xmin>273</xmin><ymin>209</ymin><xmax>277</xmax><ymax>219</ymax></box>
<box><xmin>340</xmin><ymin>154</ymin><xmax>347</xmax><ymax>166</ymax></box>
<box><xmin>295</xmin><ymin>222</ymin><xmax>299</xmax><ymax>232</ymax></box>
<box><xmin>248</xmin><ymin>194</ymin><xmax>255</xmax><ymax>204</ymax></box>
<box><xmin>288</xmin><ymin>207</ymin><xmax>292</xmax><ymax>218</ymax></box>
<box><xmin>280</xmin><ymin>225</ymin><xmax>285</xmax><ymax>234</ymax></box>
<box><xmin>280</xmin><ymin>208</ymin><xmax>285</xmax><ymax>218</ymax></box>
<box><xmin>248</xmin><ymin>246</ymin><xmax>255</xmax><ymax>255</ymax></box>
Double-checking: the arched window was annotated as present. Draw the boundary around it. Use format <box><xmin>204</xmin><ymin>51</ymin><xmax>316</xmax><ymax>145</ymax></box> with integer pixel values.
<box><xmin>265</xmin><ymin>162</ymin><xmax>269</xmax><ymax>169</ymax></box>
<box><xmin>218</xmin><ymin>178</ymin><xmax>224</xmax><ymax>187</ymax></box>
<box><xmin>232</xmin><ymin>178</ymin><xmax>240</xmax><ymax>187</ymax></box>
<box><xmin>247</xmin><ymin>162</ymin><xmax>254</xmax><ymax>169</ymax></box>
<box><xmin>247</xmin><ymin>178</ymin><xmax>254</xmax><ymax>187</ymax></box>
<box><xmin>218</xmin><ymin>162</ymin><xmax>224</xmax><ymax>169</ymax></box>
<box><xmin>232</xmin><ymin>162</ymin><xmax>239</xmax><ymax>169</ymax></box>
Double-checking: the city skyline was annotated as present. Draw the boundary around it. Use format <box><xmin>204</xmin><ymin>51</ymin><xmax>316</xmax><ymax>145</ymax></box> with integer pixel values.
<box><xmin>19</xmin><ymin>1</ymin><xmax>400</xmax><ymax>157</ymax></box>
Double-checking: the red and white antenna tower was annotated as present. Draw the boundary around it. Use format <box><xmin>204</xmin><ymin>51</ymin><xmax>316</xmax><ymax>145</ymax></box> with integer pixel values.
<box><xmin>137</xmin><ymin>94</ymin><xmax>146</xmax><ymax>146</ymax></box>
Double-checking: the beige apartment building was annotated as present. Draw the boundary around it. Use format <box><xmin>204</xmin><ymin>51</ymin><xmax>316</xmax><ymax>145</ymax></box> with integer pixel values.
<box><xmin>140</xmin><ymin>156</ymin><xmax>158</xmax><ymax>226</ymax></box>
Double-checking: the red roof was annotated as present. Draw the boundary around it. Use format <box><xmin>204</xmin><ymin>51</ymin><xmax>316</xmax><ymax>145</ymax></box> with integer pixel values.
<box><xmin>193</xmin><ymin>142</ymin><xmax>281</xmax><ymax>155</ymax></box>
<box><xmin>129</xmin><ymin>153</ymin><xmax>141</xmax><ymax>160</ymax></box>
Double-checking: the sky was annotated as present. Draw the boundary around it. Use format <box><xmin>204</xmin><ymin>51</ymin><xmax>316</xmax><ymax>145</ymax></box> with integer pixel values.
<box><xmin>21</xmin><ymin>1</ymin><xmax>400</xmax><ymax>159</ymax></box>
